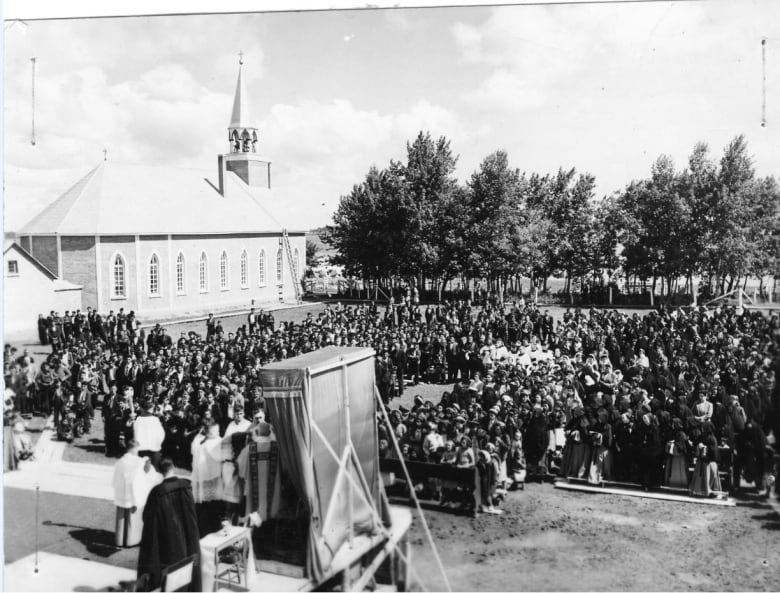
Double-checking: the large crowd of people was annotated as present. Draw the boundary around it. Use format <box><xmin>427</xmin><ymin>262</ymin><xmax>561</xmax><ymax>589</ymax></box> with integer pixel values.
<box><xmin>4</xmin><ymin>295</ymin><xmax>780</xmax><ymax>518</ymax></box>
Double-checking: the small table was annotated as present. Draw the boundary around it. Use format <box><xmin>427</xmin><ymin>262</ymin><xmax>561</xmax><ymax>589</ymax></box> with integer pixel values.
<box><xmin>200</xmin><ymin>525</ymin><xmax>255</xmax><ymax>592</ymax></box>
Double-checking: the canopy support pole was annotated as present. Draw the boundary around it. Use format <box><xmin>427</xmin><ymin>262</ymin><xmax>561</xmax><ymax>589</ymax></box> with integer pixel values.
<box><xmin>375</xmin><ymin>387</ymin><xmax>453</xmax><ymax>593</ymax></box>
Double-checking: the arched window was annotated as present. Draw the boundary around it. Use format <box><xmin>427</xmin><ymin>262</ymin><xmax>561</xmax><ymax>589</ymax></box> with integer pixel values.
<box><xmin>240</xmin><ymin>250</ymin><xmax>248</xmax><ymax>288</ymax></box>
<box><xmin>293</xmin><ymin>248</ymin><xmax>300</xmax><ymax>278</ymax></box>
<box><xmin>176</xmin><ymin>252</ymin><xmax>186</xmax><ymax>294</ymax></box>
<box><xmin>148</xmin><ymin>253</ymin><xmax>160</xmax><ymax>296</ymax></box>
<box><xmin>258</xmin><ymin>249</ymin><xmax>266</xmax><ymax>286</ymax></box>
<box><xmin>199</xmin><ymin>252</ymin><xmax>208</xmax><ymax>292</ymax></box>
<box><xmin>112</xmin><ymin>253</ymin><xmax>126</xmax><ymax>298</ymax></box>
<box><xmin>276</xmin><ymin>248</ymin><xmax>283</xmax><ymax>284</ymax></box>
<box><xmin>220</xmin><ymin>250</ymin><xmax>229</xmax><ymax>290</ymax></box>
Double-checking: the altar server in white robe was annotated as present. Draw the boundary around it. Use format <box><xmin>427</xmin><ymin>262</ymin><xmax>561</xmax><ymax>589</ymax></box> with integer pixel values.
<box><xmin>222</xmin><ymin>404</ymin><xmax>252</xmax><ymax>523</ymax></box>
<box><xmin>191</xmin><ymin>421</ymin><xmax>224</xmax><ymax>535</ymax></box>
<box><xmin>112</xmin><ymin>439</ymin><xmax>162</xmax><ymax>547</ymax></box>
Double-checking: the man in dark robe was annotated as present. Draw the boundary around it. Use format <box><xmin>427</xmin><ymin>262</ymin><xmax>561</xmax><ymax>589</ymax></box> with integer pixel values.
<box><xmin>137</xmin><ymin>457</ymin><xmax>201</xmax><ymax>591</ymax></box>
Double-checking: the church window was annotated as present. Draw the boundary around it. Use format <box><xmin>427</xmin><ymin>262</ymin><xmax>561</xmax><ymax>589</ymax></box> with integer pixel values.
<box><xmin>199</xmin><ymin>252</ymin><xmax>208</xmax><ymax>292</ymax></box>
<box><xmin>148</xmin><ymin>253</ymin><xmax>160</xmax><ymax>296</ymax></box>
<box><xmin>176</xmin><ymin>252</ymin><xmax>186</xmax><ymax>294</ymax></box>
<box><xmin>240</xmin><ymin>250</ymin><xmax>248</xmax><ymax>288</ymax></box>
<box><xmin>276</xmin><ymin>248</ymin><xmax>283</xmax><ymax>284</ymax></box>
<box><xmin>293</xmin><ymin>248</ymin><xmax>300</xmax><ymax>278</ymax></box>
<box><xmin>258</xmin><ymin>250</ymin><xmax>266</xmax><ymax>286</ymax></box>
<box><xmin>220</xmin><ymin>250</ymin><xmax>229</xmax><ymax>290</ymax></box>
<box><xmin>7</xmin><ymin>260</ymin><xmax>19</xmax><ymax>275</ymax></box>
<box><xmin>112</xmin><ymin>253</ymin><xmax>126</xmax><ymax>298</ymax></box>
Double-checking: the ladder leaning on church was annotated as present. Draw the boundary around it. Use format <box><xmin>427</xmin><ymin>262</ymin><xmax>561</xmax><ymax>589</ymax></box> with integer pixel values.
<box><xmin>278</xmin><ymin>229</ymin><xmax>302</xmax><ymax>305</ymax></box>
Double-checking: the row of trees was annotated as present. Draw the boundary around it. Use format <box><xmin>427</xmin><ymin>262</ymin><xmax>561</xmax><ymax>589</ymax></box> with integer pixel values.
<box><xmin>326</xmin><ymin>131</ymin><xmax>779</xmax><ymax>300</ymax></box>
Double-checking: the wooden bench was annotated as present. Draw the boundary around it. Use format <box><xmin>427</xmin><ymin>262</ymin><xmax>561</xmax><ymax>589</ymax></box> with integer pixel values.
<box><xmin>379</xmin><ymin>458</ymin><xmax>481</xmax><ymax>516</ymax></box>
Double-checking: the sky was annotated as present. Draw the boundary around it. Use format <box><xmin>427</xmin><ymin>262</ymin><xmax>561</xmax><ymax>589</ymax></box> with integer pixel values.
<box><xmin>3</xmin><ymin>1</ymin><xmax>779</xmax><ymax>232</ymax></box>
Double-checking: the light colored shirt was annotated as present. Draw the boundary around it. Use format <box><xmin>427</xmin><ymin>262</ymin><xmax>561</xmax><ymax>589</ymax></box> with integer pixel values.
<box><xmin>422</xmin><ymin>432</ymin><xmax>445</xmax><ymax>459</ymax></box>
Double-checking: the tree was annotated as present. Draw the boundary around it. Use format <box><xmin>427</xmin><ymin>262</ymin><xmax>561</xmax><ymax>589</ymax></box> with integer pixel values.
<box><xmin>525</xmin><ymin>167</ymin><xmax>597</xmax><ymax>292</ymax></box>
<box><xmin>327</xmin><ymin>131</ymin><xmax>461</xmax><ymax>295</ymax></box>
<box><xmin>462</xmin><ymin>150</ymin><xmax>524</xmax><ymax>283</ymax></box>
<box><xmin>617</xmin><ymin>155</ymin><xmax>692</xmax><ymax>296</ymax></box>
<box><xmin>305</xmin><ymin>238</ymin><xmax>320</xmax><ymax>263</ymax></box>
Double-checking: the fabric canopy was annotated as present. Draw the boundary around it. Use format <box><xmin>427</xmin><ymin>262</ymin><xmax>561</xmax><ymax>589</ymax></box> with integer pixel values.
<box><xmin>260</xmin><ymin>347</ymin><xmax>387</xmax><ymax>582</ymax></box>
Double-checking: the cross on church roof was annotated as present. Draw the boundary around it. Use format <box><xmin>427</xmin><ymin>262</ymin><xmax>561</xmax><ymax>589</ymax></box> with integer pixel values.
<box><xmin>103</xmin><ymin>148</ymin><xmax>107</xmax><ymax>161</ymax></box>
<box><xmin>239</xmin><ymin>50</ymin><xmax>244</xmax><ymax>65</ymax></box>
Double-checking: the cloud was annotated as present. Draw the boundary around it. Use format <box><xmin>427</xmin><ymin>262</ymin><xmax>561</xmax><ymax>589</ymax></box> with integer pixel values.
<box><xmin>450</xmin><ymin>0</ymin><xmax>780</xmax><ymax>196</ymax></box>
<box><xmin>260</xmin><ymin>97</ymin><xmax>463</xmax><ymax>228</ymax></box>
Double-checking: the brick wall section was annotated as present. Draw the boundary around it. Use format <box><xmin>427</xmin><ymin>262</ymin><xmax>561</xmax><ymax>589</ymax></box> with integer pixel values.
<box><xmin>61</xmin><ymin>236</ymin><xmax>97</xmax><ymax>309</ymax></box>
<box><xmin>30</xmin><ymin>236</ymin><xmax>58</xmax><ymax>276</ymax></box>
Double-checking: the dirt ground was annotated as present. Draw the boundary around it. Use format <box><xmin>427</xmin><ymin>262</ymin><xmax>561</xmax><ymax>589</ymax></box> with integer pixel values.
<box><xmin>401</xmin><ymin>480</ymin><xmax>780</xmax><ymax>592</ymax></box>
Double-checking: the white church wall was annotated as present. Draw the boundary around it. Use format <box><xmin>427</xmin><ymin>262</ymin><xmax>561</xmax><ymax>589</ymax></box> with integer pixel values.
<box><xmin>98</xmin><ymin>235</ymin><xmax>138</xmax><ymax>315</ymax></box>
<box><xmin>88</xmin><ymin>233</ymin><xmax>306</xmax><ymax>320</ymax></box>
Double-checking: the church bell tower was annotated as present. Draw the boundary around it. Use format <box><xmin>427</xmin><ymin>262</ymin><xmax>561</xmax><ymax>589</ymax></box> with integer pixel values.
<box><xmin>219</xmin><ymin>53</ymin><xmax>272</xmax><ymax>191</ymax></box>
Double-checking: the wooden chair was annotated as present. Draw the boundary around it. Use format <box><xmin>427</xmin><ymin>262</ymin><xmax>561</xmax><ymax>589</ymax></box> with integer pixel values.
<box><xmin>215</xmin><ymin>535</ymin><xmax>251</xmax><ymax>590</ymax></box>
<box><xmin>159</xmin><ymin>554</ymin><xmax>199</xmax><ymax>592</ymax></box>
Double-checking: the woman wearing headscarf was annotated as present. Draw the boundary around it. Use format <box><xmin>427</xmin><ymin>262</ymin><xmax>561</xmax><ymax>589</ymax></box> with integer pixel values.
<box><xmin>635</xmin><ymin>411</ymin><xmax>663</xmax><ymax>491</ymax></box>
<box><xmin>689</xmin><ymin>420</ymin><xmax>723</xmax><ymax>497</ymax></box>
<box><xmin>560</xmin><ymin>407</ymin><xmax>590</xmax><ymax>479</ymax></box>
<box><xmin>523</xmin><ymin>404</ymin><xmax>550</xmax><ymax>480</ymax></box>
<box><xmin>477</xmin><ymin>449</ymin><xmax>502</xmax><ymax>515</ymax></box>
<box><xmin>587</xmin><ymin>407</ymin><xmax>613</xmax><ymax>484</ymax></box>
<box><xmin>663</xmin><ymin>424</ymin><xmax>691</xmax><ymax>489</ymax></box>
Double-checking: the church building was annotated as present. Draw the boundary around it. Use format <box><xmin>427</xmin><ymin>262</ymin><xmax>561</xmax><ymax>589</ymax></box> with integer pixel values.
<box><xmin>15</xmin><ymin>58</ymin><xmax>305</xmax><ymax>319</ymax></box>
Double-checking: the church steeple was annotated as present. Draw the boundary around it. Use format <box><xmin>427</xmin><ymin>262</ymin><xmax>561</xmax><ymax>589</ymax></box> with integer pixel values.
<box><xmin>228</xmin><ymin>52</ymin><xmax>258</xmax><ymax>154</ymax></box>
<box><xmin>219</xmin><ymin>52</ymin><xmax>272</xmax><ymax>192</ymax></box>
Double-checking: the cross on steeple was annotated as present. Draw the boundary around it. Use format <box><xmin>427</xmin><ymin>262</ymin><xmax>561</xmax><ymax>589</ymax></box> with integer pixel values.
<box><xmin>238</xmin><ymin>50</ymin><xmax>244</xmax><ymax>65</ymax></box>
<box><xmin>103</xmin><ymin>148</ymin><xmax>107</xmax><ymax>161</ymax></box>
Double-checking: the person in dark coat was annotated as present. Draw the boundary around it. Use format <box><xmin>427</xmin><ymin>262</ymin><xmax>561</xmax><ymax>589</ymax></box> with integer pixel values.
<box><xmin>523</xmin><ymin>405</ymin><xmax>550</xmax><ymax>479</ymax></box>
<box><xmin>137</xmin><ymin>457</ymin><xmax>201</xmax><ymax>591</ymax></box>
<box><xmin>37</xmin><ymin>314</ymin><xmax>49</xmax><ymax>345</ymax></box>
<box><xmin>635</xmin><ymin>411</ymin><xmax>663</xmax><ymax>491</ymax></box>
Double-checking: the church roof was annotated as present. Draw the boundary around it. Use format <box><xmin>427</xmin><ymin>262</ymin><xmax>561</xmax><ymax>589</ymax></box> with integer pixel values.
<box><xmin>20</xmin><ymin>161</ymin><xmax>303</xmax><ymax>236</ymax></box>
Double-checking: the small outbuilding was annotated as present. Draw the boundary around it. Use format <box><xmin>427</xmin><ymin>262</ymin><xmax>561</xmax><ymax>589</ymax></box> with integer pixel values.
<box><xmin>3</xmin><ymin>240</ymin><xmax>82</xmax><ymax>337</ymax></box>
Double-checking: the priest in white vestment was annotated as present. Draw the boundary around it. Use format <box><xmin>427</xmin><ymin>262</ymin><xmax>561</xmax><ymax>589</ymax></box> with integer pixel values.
<box><xmin>237</xmin><ymin>411</ymin><xmax>281</xmax><ymax>522</ymax></box>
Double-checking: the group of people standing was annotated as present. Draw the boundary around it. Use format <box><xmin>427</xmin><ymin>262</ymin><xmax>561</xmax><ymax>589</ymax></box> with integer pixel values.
<box><xmin>5</xmin><ymin>296</ymin><xmax>780</xmax><ymax>521</ymax></box>
<box><xmin>378</xmin><ymin>302</ymin><xmax>779</xmax><ymax>511</ymax></box>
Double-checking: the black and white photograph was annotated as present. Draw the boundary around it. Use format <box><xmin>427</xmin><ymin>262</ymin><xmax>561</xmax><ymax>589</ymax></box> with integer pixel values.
<box><xmin>2</xmin><ymin>0</ymin><xmax>779</xmax><ymax>591</ymax></box>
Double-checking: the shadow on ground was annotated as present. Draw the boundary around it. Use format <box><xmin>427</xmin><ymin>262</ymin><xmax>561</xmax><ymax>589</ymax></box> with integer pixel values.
<box><xmin>43</xmin><ymin>520</ymin><xmax>123</xmax><ymax>558</ymax></box>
